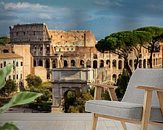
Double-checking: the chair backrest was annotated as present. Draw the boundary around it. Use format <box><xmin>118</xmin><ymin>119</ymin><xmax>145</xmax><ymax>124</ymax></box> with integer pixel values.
<box><xmin>122</xmin><ymin>68</ymin><xmax>163</xmax><ymax>107</ymax></box>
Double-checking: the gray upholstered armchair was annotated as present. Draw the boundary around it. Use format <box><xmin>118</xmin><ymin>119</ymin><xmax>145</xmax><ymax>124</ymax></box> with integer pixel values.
<box><xmin>85</xmin><ymin>69</ymin><xmax>163</xmax><ymax>130</ymax></box>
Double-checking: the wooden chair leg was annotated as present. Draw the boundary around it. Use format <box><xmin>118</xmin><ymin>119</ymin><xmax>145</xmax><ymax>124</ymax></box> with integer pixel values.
<box><xmin>92</xmin><ymin>113</ymin><xmax>98</xmax><ymax>130</ymax></box>
<box><xmin>141</xmin><ymin>90</ymin><xmax>152</xmax><ymax>130</ymax></box>
<box><xmin>121</xmin><ymin>121</ymin><xmax>127</xmax><ymax>130</ymax></box>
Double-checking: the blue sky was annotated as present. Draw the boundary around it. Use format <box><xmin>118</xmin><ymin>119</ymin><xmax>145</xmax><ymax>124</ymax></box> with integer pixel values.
<box><xmin>0</xmin><ymin>0</ymin><xmax>163</xmax><ymax>40</ymax></box>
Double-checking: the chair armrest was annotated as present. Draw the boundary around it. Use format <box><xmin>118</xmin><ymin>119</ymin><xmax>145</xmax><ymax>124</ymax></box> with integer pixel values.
<box><xmin>137</xmin><ymin>86</ymin><xmax>163</xmax><ymax>92</ymax></box>
<box><xmin>89</xmin><ymin>83</ymin><xmax>118</xmax><ymax>101</ymax></box>
<box><xmin>89</xmin><ymin>83</ymin><xmax>117</xmax><ymax>89</ymax></box>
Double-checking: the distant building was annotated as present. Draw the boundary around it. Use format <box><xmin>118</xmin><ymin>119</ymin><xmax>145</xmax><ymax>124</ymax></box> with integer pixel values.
<box><xmin>0</xmin><ymin>53</ymin><xmax>23</xmax><ymax>83</ymax></box>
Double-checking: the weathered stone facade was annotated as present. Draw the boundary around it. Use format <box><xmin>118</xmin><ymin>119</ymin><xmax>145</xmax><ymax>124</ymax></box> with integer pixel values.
<box><xmin>10</xmin><ymin>23</ymin><xmax>163</xmax><ymax>83</ymax></box>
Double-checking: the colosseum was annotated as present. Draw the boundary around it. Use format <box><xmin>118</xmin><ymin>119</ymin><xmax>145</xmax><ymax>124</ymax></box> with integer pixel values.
<box><xmin>10</xmin><ymin>23</ymin><xmax>163</xmax><ymax>83</ymax></box>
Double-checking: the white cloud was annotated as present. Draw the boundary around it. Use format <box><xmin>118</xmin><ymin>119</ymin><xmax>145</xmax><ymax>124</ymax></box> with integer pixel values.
<box><xmin>1</xmin><ymin>2</ymin><xmax>48</xmax><ymax>10</ymax></box>
<box><xmin>94</xmin><ymin>0</ymin><xmax>122</xmax><ymax>7</ymax></box>
<box><xmin>38</xmin><ymin>13</ymin><xmax>52</xmax><ymax>20</ymax></box>
<box><xmin>0</xmin><ymin>2</ymin><xmax>71</xmax><ymax>21</ymax></box>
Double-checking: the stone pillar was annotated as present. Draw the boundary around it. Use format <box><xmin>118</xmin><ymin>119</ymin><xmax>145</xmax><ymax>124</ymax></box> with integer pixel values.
<box><xmin>116</xmin><ymin>60</ymin><xmax>118</xmax><ymax>70</ymax></box>
<box><xmin>132</xmin><ymin>59</ymin><xmax>134</xmax><ymax>70</ymax></box>
<box><xmin>51</xmin><ymin>84</ymin><xmax>61</xmax><ymax>112</ymax></box>
<box><xmin>49</xmin><ymin>58</ymin><xmax>52</xmax><ymax>69</ymax></box>
<box><xmin>43</xmin><ymin>44</ymin><xmax>45</xmax><ymax>56</ymax></box>
<box><xmin>36</xmin><ymin>59</ymin><xmax>38</xmax><ymax>66</ymax></box>
<box><xmin>67</xmin><ymin>59</ymin><xmax>71</xmax><ymax>68</ymax></box>
<box><xmin>42</xmin><ymin>59</ymin><xmax>45</xmax><ymax>68</ymax></box>
<box><xmin>91</xmin><ymin>60</ymin><xmax>93</xmax><ymax>69</ymax></box>
<box><xmin>36</xmin><ymin>45</ymin><xmax>39</xmax><ymax>56</ymax></box>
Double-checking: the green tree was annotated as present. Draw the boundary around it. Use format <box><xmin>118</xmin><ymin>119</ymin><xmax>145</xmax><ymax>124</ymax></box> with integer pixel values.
<box><xmin>27</xmin><ymin>82</ymin><xmax>52</xmax><ymax>112</ymax></box>
<box><xmin>63</xmin><ymin>89</ymin><xmax>93</xmax><ymax>113</ymax></box>
<box><xmin>136</xmin><ymin>26</ymin><xmax>163</xmax><ymax>68</ymax></box>
<box><xmin>116</xmin><ymin>69</ymin><xmax>130</xmax><ymax>99</ymax></box>
<box><xmin>0</xmin><ymin>37</ymin><xmax>10</xmax><ymax>45</ymax></box>
<box><xmin>96</xmin><ymin>31</ymin><xmax>151</xmax><ymax>76</ymax></box>
<box><xmin>0</xmin><ymin>79</ymin><xmax>17</xmax><ymax>97</ymax></box>
<box><xmin>132</xmin><ymin>31</ymin><xmax>152</xmax><ymax>68</ymax></box>
<box><xmin>26</xmin><ymin>74</ymin><xmax>42</xmax><ymax>87</ymax></box>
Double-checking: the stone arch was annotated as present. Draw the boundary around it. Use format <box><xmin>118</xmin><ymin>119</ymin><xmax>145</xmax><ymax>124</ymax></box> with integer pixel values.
<box><xmin>80</xmin><ymin>60</ymin><xmax>84</xmax><ymax>68</ymax></box>
<box><xmin>71</xmin><ymin>60</ymin><xmax>76</xmax><ymax>67</ymax></box>
<box><xmin>63</xmin><ymin>89</ymin><xmax>76</xmax><ymax>113</ymax></box>
<box><xmin>64</xmin><ymin>60</ymin><xmax>68</xmax><ymax>68</ymax></box>
<box><xmin>38</xmin><ymin>59</ymin><xmax>43</xmax><ymax>66</ymax></box>
<box><xmin>45</xmin><ymin>59</ymin><xmax>50</xmax><ymax>68</ymax></box>
<box><xmin>86</xmin><ymin>60</ymin><xmax>91</xmax><ymax>68</ymax></box>
<box><xmin>112</xmin><ymin>74</ymin><xmax>117</xmax><ymax>83</ymax></box>
<box><xmin>112</xmin><ymin>59</ymin><xmax>116</xmax><ymax>68</ymax></box>
<box><xmin>118</xmin><ymin>60</ymin><xmax>122</xmax><ymax>69</ymax></box>
<box><xmin>106</xmin><ymin>60</ymin><xmax>110</xmax><ymax>68</ymax></box>
<box><xmin>100</xmin><ymin>60</ymin><xmax>104</xmax><ymax>68</ymax></box>
<box><xmin>93</xmin><ymin>60</ymin><xmax>97</xmax><ymax>68</ymax></box>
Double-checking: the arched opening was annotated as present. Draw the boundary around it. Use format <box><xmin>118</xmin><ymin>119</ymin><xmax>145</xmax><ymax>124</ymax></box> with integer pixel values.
<box><xmin>38</xmin><ymin>59</ymin><xmax>43</xmax><ymax>66</ymax></box>
<box><xmin>52</xmin><ymin>60</ymin><xmax>57</xmax><ymax>68</ymax></box>
<box><xmin>45</xmin><ymin>59</ymin><xmax>50</xmax><ymax>68</ymax></box>
<box><xmin>63</xmin><ymin>90</ymin><xmax>76</xmax><ymax>113</ymax></box>
<box><xmin>139</xmin><ymin>60</ymin><xmax>142</xmax><ymax>68</ymax></box>
<box><xmin>112</xmin><ymin>74</ymin><xmax>117</xmax><ymax>83</ymax></box>
<box><xmin>33</xmin><ymin>59</ymin><xmax>36</xmax><ymax>67</ymax></box>
<box><xmin>64</xmin><ymin>60</ymin><xmax>68</xmax><ymax>68</ymax></box>
<box><xmin>93</xmin><ymin>54</ymin><xmax>97</xmax><ymax>59</ymax></box>
<box><xmin>106</xmin><ymin>60</ymin><xmax>110</xmax><ymax>68</ymax></box>
<box><xmin>118</xmin><ymin>60</ymin><xmax>122</xmax><ymax>69</ymax></box>
<box><xmin>153</xmin><ymin>59</ymin><xmax>155</xmax><ymax>66</ymax></box>
<box><xmin>80</xmin><ymin>60</ymin><xmax>84</xmax><ymax>68</ymax></box>
<box><xmin>100</xmin><ymin>60</ymin><xmax>104</xmax><ymax>68</ymax></box>
<box><xmin>86</xmin><ymin>60</ymin><xmax>91</xmax><ymax>68</ymax></box>
<box><xmin>118</xmin><ymin>74</ymin><xmax>121</xmax><ymax>78</ymax></box>
<box><xmin>112</xmin><ymin>59</ymin><xmax>116</xmax><ymax>68</ymax></box>
<box><xmin>3</xmin><ymin>49</ymin><xmax>9</xmax><ymax>53</ymax></box>
<box><xmin>71</xmin><ymin>60</ymin><xmax>75</xmax><ymax>67</ymax></box>
<box><xmin>134</xmin><ymin>59</ymin><xmax>137</xmax><ymax>69</ymax></box>
<box><xmin>129</xmin><ymin>60</ymin><xmax>132</xmax><ymax>67</ymax></box>
<box><xmin>143</xmin><ymin>59</ymin><xmax>146</xmax><ymax>68</ymax></box>
<box><xmin>93</xmin><ymin>60</ymin><xmax>97</xmax><ymax>68</ymax></box>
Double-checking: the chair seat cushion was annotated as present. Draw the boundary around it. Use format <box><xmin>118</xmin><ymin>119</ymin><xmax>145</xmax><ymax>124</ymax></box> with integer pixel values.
<box><xmin>85</xmin><ymin>100</ymin><xmax>163</xmax><ymax>122</ymax></box>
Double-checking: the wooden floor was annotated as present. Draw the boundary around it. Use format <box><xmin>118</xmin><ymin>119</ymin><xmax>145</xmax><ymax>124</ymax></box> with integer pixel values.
<box><xmin>0</xmin><ymin>113</ymin><xmax>142</xmax><ymax>130</ymax></box>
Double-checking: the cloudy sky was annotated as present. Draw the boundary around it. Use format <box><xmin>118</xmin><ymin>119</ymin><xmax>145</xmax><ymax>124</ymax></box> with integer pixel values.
<box><xmin>0</xmin><ymin>0</ymin><xmax>163</xmax><ymax>40</ymax></box>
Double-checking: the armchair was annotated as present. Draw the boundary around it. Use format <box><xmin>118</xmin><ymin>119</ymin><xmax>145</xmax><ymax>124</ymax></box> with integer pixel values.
<box><xmin>85</xmin><ymin>69</ymin><xmax>163</xmax><ymax>130</ymax></box>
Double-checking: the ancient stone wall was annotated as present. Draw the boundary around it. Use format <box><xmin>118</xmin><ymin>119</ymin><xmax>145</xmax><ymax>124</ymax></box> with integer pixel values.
<box><xmin>49</xmin><ymin>30</ymin><xmax>96</xmax><ymax>47</ymax></box>
<box><xmin>10</xmin><ymin>23</ymin><xmax>50</xmax><ymax>43</ymax></box>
